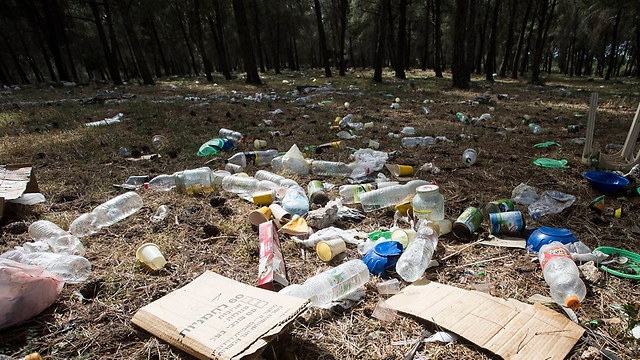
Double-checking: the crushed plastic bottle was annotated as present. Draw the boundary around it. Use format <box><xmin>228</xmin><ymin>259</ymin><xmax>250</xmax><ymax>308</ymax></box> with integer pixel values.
<box><xmin>28</xmin><ymin>221</ymin><xmax>85</xmax><ymax>256</ymax></box>
<box><xmin>281</xmin><ymin>185</ymin><xmax>309</xmax><ymax>217</ymax></box>
<box><xmin>538</xmin><ymin>242</ymin><xmax>586</xmax><ymax>309</ymax></box>
<box><xmin>69</xmin><ymin>192</ymin><xmax>143</xmax><ymax>237</ymax></box>
<box><xmin>311</xmin><ymin>161</ymin><xmax>353</xmax><ymax>177</ymax></box>
<box><xmin>226</xmin><ymin>150</ymin><xmax>279</xmax><ymax>168</ymax></box>
<box><xmin>271</xmin><ymin>156</ymin><xmax>284</xmax><ymax>172</ymax></box>
<box><xmin>279</xmin><ymin>259</ymin><xmax>369</xmax><ymax>306</ymax></box>
<box><xmin>456</xmin><ymin>112</ymin><xmax>469</xmax><ymax>123</ymax></box>
<box><xmin>151</xmin><ymin>205</ymin><xmax>169</xmax><ymax>222</ymax></box>
<box><xmin>219</xmin><ymin>128</ymin><xmax>245</xmax><ymax>142</ymax></box>
<box><xmin>461</xmin><ymin>148</ymin><xmax>477</xmax><ymax>166</ymax></box>
<box><xmin>0</xmin><ymin>250</ymin><xmax>91</xmax><ymax>284</ymax></box>
<box><xmin>255</xmin><ymin>170</ymin><xmax>298</xmax><ymax>188</ymax></box>
<box><xmin>396</xmin><ymin>221</ymin><xmax>439</xmax><ymax>282</ymax></box>
<box><xmin>339</xmin><ymin>182</ymin><xmax>399</xmax><ymax>204</ymax></box>
<box><xmin>145</xmin><ymin>174</ymin><xmax>177</xmax><ymax>191</ymax></box>
<box><xmin>359</xmin><ymin>180</ymin><xmax>429</xmax><ymax>212</ymax></box>
<box><xmin>529</xmin><ymin>123</ymin><xmax>542</xmax><ymax>134</ymax></box>
<box><xmin>401</xmin><ymin>137</ymin><xmax>436</xmax><ymax>148</ymax></box>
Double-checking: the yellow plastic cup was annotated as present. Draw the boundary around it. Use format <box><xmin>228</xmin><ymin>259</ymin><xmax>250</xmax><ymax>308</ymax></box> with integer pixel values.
<box><xmin>391</xmin><ymin>164</ymin><xmax>413</xmax><ymax>177</ymax></box>
<box><xmin>253</xmin><ymin>190</ymin><xmax>275</xmax><ymax>206</ymax></box>
<box><xmin>249</xmin><ymin>206</ymin><xmax>272</xmax><ymax>226</ymax></box>
<box><xmin>254</xmin><ymin>139</ymin><xmax>267</xmax><ymax>149</ymax></box>
<box><xmin>316</xmin><ymin>238</ymin><xmax>347</xmax><ymax>262</ymax></box>
<box><xmin>136</xmin><ymin>243</ymin><xmax>166</xmax><ymax>270</ymax></box>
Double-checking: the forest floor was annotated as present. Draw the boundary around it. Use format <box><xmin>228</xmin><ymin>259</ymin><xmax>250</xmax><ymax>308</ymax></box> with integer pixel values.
<box><xmin>1</xmin><ymin>69</ymin><xmax>639</xmax><ymax>360</ymax></box>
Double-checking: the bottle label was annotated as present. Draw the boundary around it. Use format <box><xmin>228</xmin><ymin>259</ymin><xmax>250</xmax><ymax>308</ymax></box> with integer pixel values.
<box><xmin>489</xmin><ymin>211</ymin><xmax>523</xmax><ymax>235</ymax></box>
<box><xmin>489</xmin><ymin>199</ymin><xmax>515</xmax><ymax>212</ymax></box>
<box><xmin>540</xmin><ymin>247</ymin><xmax>572</xmax><ymax>270</ymax></box>
<box><xmin>455</xmin><ymin>207</ymin><xmax>483</xmax><ymax>233</ymax></box>
<box><xmin>307</xmin><ymin>180</ymin><xmax>324</xmax><ymax>196</ymax></box>
<box><xmin>353</xmin><ymin>183</ymin><xmax>377</xmax><ymax>203</ymax></box>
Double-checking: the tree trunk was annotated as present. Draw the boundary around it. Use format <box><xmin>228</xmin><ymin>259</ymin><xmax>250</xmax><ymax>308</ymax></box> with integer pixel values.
<box><xmin>211</xmin><ymin>0</ymin><xmax>233</xmax><ymax>80</ymax></box>
<box><xmin>349</xmin><ymin>34</ymin><xmax>355</xmax><ymax>69</ymax></box>
<box><xmin>231</xmin><ymin>0</ymin><xmax>261</xmax><ymax>84</ymax></box>
<box><xmin>465</xmin><ymin>0</ymin><xmax>476</xmax><ymax>81</ymax></box>
<box><xmin>486</xmin><ymin>0</ymin><xmax>501</xmax><ymax>81</ymax></box>
<box><xmin>395</xmin><ymin>0</ymin><xmax>407</xmax><ymax>78</ymax></box>
<box><xmin>1</xmin><ymin>34</ymin><xmax>30</xmax><ymax>84</ymax></box>
<box><xmin>38</xmin><ymin>37</ymin><xmax>57</xmax><ymax>81</ymax></box>
<box><xmin>115</xmin><ymin>0</ymin><xmax>155</xmax><ymax>84</ymax></box>
<box><xmin>175</xmin><ymin>3</ymin><xmax>199</xmax><ymax>75</ymax></box>
<box><xmin>251</xmin><ymin>0</ymin><xmax>265</xmax><ymax>73</ymax></box>
<box><xmin>193</xmin><ymin>0</ymin><xmax>213</xmax><ymax>81</ymax></box>
<box><xmin>406</xmin><ymin>18</ymin><xmax>412</xmax><ymax>69</ymax></box>
<box><xmin>511</xmin><ymin>0</ymin><xmax>533</xmax><ymax>79</ymax></box>
<box><xmin>520</xmin><ymin>5</ymin><xmax>537</xmax><ymax>76</ymax></box>
<box><xmin>452</xmin><ymin>0</ymin><xmax>469</xmax><ymax>88</ymax></box>
<box><xmin>605</xmin><ymin>6</ymin><xmax>622</xmax><ymax>80</ymax></box>
<box><xmin>386</xmin><ymin>0</ymin><xmax>396</xmax><ymax>69</ymax></box>
<box><xmin>20</xmin><ymin>34</ymin><xmax>43</xmax><ymax>83</ymax></box>
<box><xmin>338</xmin><ymin>0</ymin><xmax>348</xmax><ymax>76</ymax></box>
<box><xmin>373</xmin><ymin>0</ymin><xmax>388</xmax><ymax>82</ymax></box>
<box><xmin>36</xmin><ymin>0</ymin><xmax>70</xmax><ymax>81</ymax></box>
<box><xmin>475</xmin><ymin>0</ymin><xmax>490</xmax><ymax>74</ymax></box>
<box><xmin>499</xmin><ymin>0</ymin><xmax>518</xmax><ymax>77</ymax></box>
<box><xmin>434</xmin><ymin>0</ymin><xmax>443</xmax><ymax>77</ymax></box>
<box><xmin>530</xmin><ymin>0</ymin><xmax>548</xmax><ymax>84</ymax></box>
<box><xmin>314</xmin><ymin>0</ymin><xmax>332</xmax><ymax>77</ymax></box>
<box><xmin>422</xmin><ymin>0</ymin><xmax>430</xmax><ymax>71</ymax></box>
<box><xmin>150</xmin><ymin>18</ymin><xmax>169</xmax><ymax>76</ymax></box>
<box><xmin>89</xmin><ymin>0</ymin><xmax>122</xmax><ymax>84</ymax></box>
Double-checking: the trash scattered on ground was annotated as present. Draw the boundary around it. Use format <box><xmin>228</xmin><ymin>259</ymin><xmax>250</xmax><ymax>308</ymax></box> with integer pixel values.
<box><xmin>197</xmin><ymin>138</ymin><xmax>235</xmax><ymax>156</ymax></box>
<box><xmin>529</xmin><ymin>190</ymin><xmax>576</xmax><ymax>220</ymax></box>
<box><xmin>533</xmin><ymin>141</ymin><xmax>560</xmax><ymax>148</ymax></box>
<box><xmin>372</xmin><ymin>300</ymin><xmax>397</xmax><ymax>322</ymax></box>
<box><xmin>85</xmin><ymin>113</ymin><xmax>124</xmax><ymax>127</ymax></box>
<box><xmin>533</xmin><ymin>158</ymin><xmax>568</xmax><ymax>168</ymax></box>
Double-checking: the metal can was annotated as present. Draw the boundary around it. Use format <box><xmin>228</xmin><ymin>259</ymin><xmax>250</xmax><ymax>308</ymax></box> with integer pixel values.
<box><xmin>452</xmin><ymin>207</ymin><xmax>484</xmax><ymax>239</ymax></box>
<box><xmin>483</xmin><ymin>199</ymin><xmax>515</xmax><ymax>219</ymax></box>
<box><xmin>307</xmin><ymin>180</ymin><xmax>328</xmax><ymax>205</ymax></box>
<box><xmin>489</xmin><ymin>211</ymin><xmax>525</xmax><ymax>235</ymax></box>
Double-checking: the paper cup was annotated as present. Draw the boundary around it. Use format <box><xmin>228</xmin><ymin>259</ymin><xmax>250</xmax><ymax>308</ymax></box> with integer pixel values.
<box><xmin>212</xmin><ymin>170</ymin><xmax>231</xmax><ymax>185</ymax></box>
<box><xmin>316</xmin><ymin>238</ymin><xmax>347</xmax><ymax>262</ymax></box>
<box><xmin>136</xmin><ymin>243</ymin><xmax>166</xmax><ymax>270</ymax></box>
<box><xmin>392</xmin><ymin>229</ymin><xmax>416</xmax><ymax>249</ymax></box>
<box><xmin>269</xmin><ymin>204</ymin><xmax>292</xmax><ymax>225</ymax></box>
<box><xmin>249</xmin><ymin>207</ymin><xmax>272</xmax><ymax>226</ymax></box>
<box><xmin>391</xmin><ymin>164</ymin><xmax>413</xmax><ymax>177</ymax></box>
<box><xmin>368</xmin><ymin>140</ymin><xmax>380</xmax><ymax>149</ymax></box>
<box><xmin>225</xmin><ymin>163</ymin><xmax>243</xmax><ymax>173</ymax></box>
<box><xmin>364</xmin><ymin>122</ymin><xmax>374</xmax><ymax>129</ymax></box>
<box><xmin>253</xmin><ymin>190</ymin><xmax>275</xmax><ymax>206</ymax></box>
<box><xmin>254</xmin><ymin>139</ymin><xmax>267</xmax><ymax>149</ymax></box>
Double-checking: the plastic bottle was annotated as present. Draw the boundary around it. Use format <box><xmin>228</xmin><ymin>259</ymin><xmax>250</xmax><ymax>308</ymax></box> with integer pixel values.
<box><xmin>402</xmin><ymin>137</ymin><xmax>422</xmax><ymax>148</ymax></box>
<box><xmin>0</xmin><ymin>250</ymin><xmax>91</xmax><ymax>284</ymax></box>
<box><xmin>222</xmin><ymin>175</ymin><xmax>259</xmax><ymax>194</ymax></box>
<box><xmin>28</xmin><ymin>221</ymin><xmax>85</xmax><ymax>256</ymax></box>
<box><xmin>411</xmin><ymin>185</ymin><xmax>445</xmax><ymax>220</ymax></box>
<box><xmin>461</xmin><ymin>148</ymin><xmax>477</xmax><ymax>166</ymax></box>
<box><xmin>311</xmin><ymin>161</ymin><xmax>353</xmax><ymax>177</ymax></box>
<box><xmin>255</xmin><ymin>170</ymin><xmax>298</xmax><ymax>187</ymax></box>
<box><xmin>144</xmin><ymin>174</ymin><xmax>176</xmax><ymax>191</ymax></box>
<box><xmin>226</xmin><ymin>150</ymin><xmax>279</xmax><ymax>168</ymax></box>
<box><xmin>359</xmin><ymin>180</ymin><xmax>429</xmax><ymax>212</ymax></box>
<box><xmin>151</xmin><ymin>205</ymin><xmax>169</xmax><ymax>222</ymax></box>
<box><xmin>174</xmin><ymin>167</ymin><xmax>214</xmax><ymax>194</ymax></box>
<box><xmin>538</xmin><ymin>242</ymin><xmax>586</xmax><ymax>309</ymax></box>
<box><xmin>69</xmin><ymin>192</ymin><xmax>143</xmax><ymax>237</ymax></box>
<box><xmin>29</xmin><ymin>220</ymin><xmax>67</xmax><ymax>242</ymax></box>
<box><xmin>456</xmin><ymin>112</ymin><xmax>469</xmax><ymax>123</ymax></box>
<box><xmin>339</xmin><ymin>182</ymin><xmax>399</xmax><ymax>204</ymax></box>
<box><xmin>529</xmin><ymin>123</ymin><xmax>542</xmax><ymax>134</ymax></box>
<box><xmin>396</xmin><ymin>222</ymin><xmax>439</xmax><ymax>282</ymax></box>
<box><xmin>219</xmin><ymin>128</ymin><xmax>245</xmax><ymax>142</ymax></box>
<box><xmin>280</xmin><ymin>259</ymin><xmax>370</xmax><ymax>306</ymax></box>
<box><xmin>281</xmin><ymin>185</ymin><xmax>309</xmax><ymax>217</ymax></box>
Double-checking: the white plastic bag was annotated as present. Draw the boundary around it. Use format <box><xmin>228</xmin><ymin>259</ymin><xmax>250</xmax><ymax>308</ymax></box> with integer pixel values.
<box><xmin>0</xmin><ymin>259</ymin><xmax>64</xmax><ymax>330</ymax></box>
<box><xmin>282</xmin><ymin>144</ymin><xmax>310</xmax><ymax>175</ymax></box>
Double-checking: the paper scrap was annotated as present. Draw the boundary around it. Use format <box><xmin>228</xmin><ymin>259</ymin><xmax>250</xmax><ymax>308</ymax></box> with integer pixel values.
<box><xmin>479</xmin><ymin>235</ymin><xmax>527</xmax><ymax>249</ymax></box>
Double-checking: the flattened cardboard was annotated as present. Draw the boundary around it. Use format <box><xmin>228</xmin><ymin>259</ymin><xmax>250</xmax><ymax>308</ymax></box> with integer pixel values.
<box><xmin>132</xmin><ymin>271</ymin><xmax>309</xmax><ymax>360</ymax></box>
<box><xmin>479</xmin><ymin>235</ymin><xmax>527</xmax><ymax>249</ymax></box>
<box><xmin>386</xmin><ymin>280</ymin><xmax>584</xmax><ymax>360</ymax></box>
<box><xmin>0</xmin><ymin>164</ymin><xmax>40</xmax><ymax>218</ymax></box>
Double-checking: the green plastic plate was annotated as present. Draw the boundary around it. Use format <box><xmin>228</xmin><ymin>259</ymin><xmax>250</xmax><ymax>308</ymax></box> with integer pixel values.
<box><xmin>594</xmin><ymin>246</ymin><xmax>640</xmax><ymax>280</ymax></box>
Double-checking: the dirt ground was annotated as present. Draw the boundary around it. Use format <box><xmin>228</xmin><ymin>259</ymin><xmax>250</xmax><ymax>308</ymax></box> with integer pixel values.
<box><xmin>1</xmin><ymin>69</ymin><xmax>639</xmax><ymax>359</ymax></box>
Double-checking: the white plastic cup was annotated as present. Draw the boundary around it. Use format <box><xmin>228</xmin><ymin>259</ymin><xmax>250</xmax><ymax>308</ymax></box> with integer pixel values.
<box><xmin>391</xmin><ymin>229</ymin><xmax>416</xmax><ymax>248</ymax></box>
<box><xmin>364</xmin><ymin>122</ymin><xmax>374</xmax><ymax>129</ymax></box>
<box><xmin>316</xmin><ymin>238</ymin><xmax>347</xmax><ymax>262</ymax></box>
<box><xmin>269</xmin><ymin>204</ymin><xmax>292</xmax><ymax>226</ymax></box>
<box><xmin>212</xmin><ymin>170</ymin><xmax>231</xmax><ymax>185</ymax></box>
<box><xmin>136</xmin><ymin>243</ymin><xmax>166</xmax><ymax>270</ymax></box>
<box><xmin>254</xmin><ymin>139</ymin><xmax>267</xmax><ymax>149</ymax></box>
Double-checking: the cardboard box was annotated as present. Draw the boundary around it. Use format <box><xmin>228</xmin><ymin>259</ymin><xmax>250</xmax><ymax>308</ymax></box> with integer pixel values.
<box><xmin>386</xmin><ymin>279</ymin><xmax>584</xmax><ymax>360</ymax></box>
<box><xmin>258</xmin><ymin>221</ymin><xmax>288</xmax><ymax>290</ymax></box>
<box><xmin>0</xmin><ymin>164</ymin><xmax>40</xmax><ymax>218</ymax></box>
<box><xmin>132</xmin><ymin>271</ymin><xmax>309</xmax><ymax>360</ymax></box>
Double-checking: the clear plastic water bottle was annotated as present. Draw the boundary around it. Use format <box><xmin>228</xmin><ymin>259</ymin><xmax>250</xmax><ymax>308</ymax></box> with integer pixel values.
<box><xmin>222</xmin><ymin>175</ymin><xmax>259</xmax><ymax>194</ymax></box>
<box><xmin>529</xmin><ymin>123</ymin><xmax>542</xmax><ymax>134</ymax></box>
<box><xmin>280</xmin><ymin>260</ymin><xmax>370</xmax><ymax>306</ymax></box>
<box><xmin>281</xmin><ymin>185</ymin><xmax>309</xmax><ymax>217</ymax></box>
<box><xmin>359</xmin><ymin>180</ymin><xmax>429</xmax><ymax>212</ymax></box>
<box><xmin>396</xmin><ymin>222</ymin><xmax>438</xmax><ymax>282</ymax></box>
<box><xmin>69</xmin><ymin>192</ymin><xmax>143</xmax><ymax>237</ymax></box>
<box><xmin>0</xmin><ymin>250</ymin><xmax>91</xmax><ymax>284</ymax></box>
<box><xmin>461</xmin><ymin>148</ymin><xmax>477</xmax><ymax>166</ymax></box>
<box><xmin>28</xmin><ymin>221</ymin><xmax>85</xmax><ymax>256</ymax></box>
<box><xmin>144</xmin><ymin>174</ymin><xmax>176</xmax><ymax>191</ymax></box>
<box><xmin>401</xmin><ymin>137</ymin><xmax>422</xmax><ymax>148</ymax></box>
<box><xmin>174</xmin><ymin>167</ymin><xmax>214</xmax><ymax>194</ymax></box>
<box><xmin>538</xmin><ymin>241</ymin><xmax>586</xmax><ymax>309</ymax></box>
<box><xmin>29</xmin><ymin>220</ymin><xmax>67</xmax><ymax>242</ymax></box>
<box><xmin>311</xmin><ymin>161</ymin><xmax>353</xmax><ymax>177</ymax></box>
<box><xmin>339</xmin><ymin>182</ymin><xmax>399</xmax><ymax>204</ymax></box>
<box><xmin>226</xmin><ymin>150</ymin><xmax>279</xmax><ymax>168</ymax></box>
<box><xmin>219</xmin><ymin>128</ymin><xmax>245</xmax><ymax>142</ymax></box>
<box><xmin>255</xmin><ymin>170</ymin><xmax>298</xmax><ymax>187</ymax></box>
<box><xmin>456</xmin><ymin>112</ymin><xmax>469</xmax><ymax>123</ymax></box>
<box><xmin>420</xmin><ymin>136</ymin><xmax>436</xmax><ymax>145</ymax></box>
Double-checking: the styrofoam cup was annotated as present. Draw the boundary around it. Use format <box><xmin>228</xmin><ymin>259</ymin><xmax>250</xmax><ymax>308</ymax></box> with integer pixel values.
<box><xmin>136</xmin><ymin>243</ymin><xmax>166</xmax><ymax>270</ymax></box>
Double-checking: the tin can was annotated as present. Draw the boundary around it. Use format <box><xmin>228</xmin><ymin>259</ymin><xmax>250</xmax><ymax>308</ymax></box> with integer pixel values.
<box><xmin>307</xmin><ymin>180</ymin><xmax>328</xmax><ymax>205</ymax></box>
<box><xmin>489</xmin><ymin>211</ymin><xmax>525</xmax><ymax>235</ymax></box>
<box><xmin>452</xmin><ymin>207</ymin><xmax>484</xmax><ymax>239</ymax></box>
<box><xmin>483</xmin><ymin>199</ymin><xmax>515</xmax><ymax>219</ymax></box>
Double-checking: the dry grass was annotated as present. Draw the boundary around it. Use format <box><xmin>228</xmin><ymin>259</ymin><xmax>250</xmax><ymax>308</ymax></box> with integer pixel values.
<box><xmin>1</xmin><ymin>69</ymin><xmax>639</xmax><ymax>359</ymax></box>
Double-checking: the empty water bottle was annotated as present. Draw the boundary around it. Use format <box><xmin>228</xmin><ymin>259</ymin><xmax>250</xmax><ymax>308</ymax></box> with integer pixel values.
<box><xmin>279</xmin><ymin>259</ymin><xmax>369</xmax><ymax>306</ymax></box>
<box><xmin>28</xmin><ymin>221</ymin><xmax>85</xmax><ymax>256</ymax></box>
<box><xmin>0</xmin><ymin>250</ymin><xmax>91</xmax><ymax>284</ymax></box>
<box><xmin>281</xmin><ymin>185</ymin><xmax>309</xmax><ymax>217</ymax></box>
<box><xmin>396</xmin><ymin>221</ymin><xmax>439</xmax><ymax>282</ymax></box>
<box><xmin>402</xmin><ymin>137</ymin><xmax>422</xmax><ymax>148</ymax></box>
<box><xmin>255</xmin><ymin>170</ymin><xmax>298</xmax><ymax>188</ymax></box>
<box><xmin>29</xmin><ymin>220</ymin><xmax>67</xmax><ymax>242</ymax></box>
<box><xmin>456</xmin><ymin>112</ymin><xmax>469</xmax><ymax>123</ymax></box>
<box><xmin>222</xmin><ymin>175</ymin><xmax>259</xmax><ymax>194</ymax></box>
<box><xmin>359</xmin><ymin>180</ymin><xmax>429</xmax><ymax>212</ymax></box>
<box><xmin>311</xmin><ymin>161</ymin><xmax>353</xmax><ymax>177</ymax></box>
<box><xmin>144</xmin><ymin>174</ymin><xmax>177</xmax><ymax>191</ymax></box>
<box><xmin>69</xmin><ymin>192</ymin><xmax>143</xmax><ymax>237</ymax></box>
<box><xmin>226</xmin><ymin>150</ymin><xmax>279</xmax><ymax>168</ymax></box>
<box><xmin>538</xmin><ymin>242</ymin><xmax>586</xmax><ymax>309</ymax></box>
<box><xmin>339</xmin><ymin>182</ymin><xmax>398</xmax><ymax>204</ymax></box>
<box><xmin>529</xmin><ymin>123</ymin><xmax>542</xmax><ymax>134</ymax></box>
<box><xmin>461</xmin><ymin>148</ymin><xmax>477</xmax><ymax>166</ymax></box>
<box><xmin>174</xmin><ymin>167</ymin><xmax>214</xmax><ymax>194</ymax></box>
<box><xmin>151</xmin><ymin>205</ymin><xmax>169</xmax><ymax>222</ymax></box>
<box><xmin>219</xmin><ymin>128</ymin><xmax>245</xmax><ymax>142</ymax></box>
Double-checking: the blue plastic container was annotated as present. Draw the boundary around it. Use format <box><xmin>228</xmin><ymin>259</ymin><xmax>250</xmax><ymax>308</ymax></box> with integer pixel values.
<box><xmin>583</xmin><ymin>171</ymin><xmax>629</xmax><ymax>193</ymax></box>
<box><xmin>362</xmin><ymin>241</ymin><xmax>403</xmax><ymax>277</ymax></box>
<box><xmin>527</xmin><ymin>226</ymin><xmax>578</xmax><ymax>252</ymax></box>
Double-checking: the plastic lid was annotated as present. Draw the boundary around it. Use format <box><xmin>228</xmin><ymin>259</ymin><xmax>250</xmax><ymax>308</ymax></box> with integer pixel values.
<box><xmin>374</xmin><ymin>241</ymin><xmax>403</xmax><ymax>257</ymax></box>
<box><xmin>316</xmin><ymin>242</ymin><xmax>333</xmax><ymax>262</ymax></box>
<box><xmin>144</xmin><ymin>183</ymin><xmax>149</xmax><ymax>189</ymax></box>
<box><xmin>565</xmin><ymin>295</ymin><xmax>580</xmax><ymax>309</ymax></box>
<box><xmin>417</xmin><ymin>185</ymin><xmax>439</xmax><ymax>194</ymax></box>
<box><xmin>538</xmin><ymin>226</ymin><xmax>574</xmax><ymax>238</ymax></box>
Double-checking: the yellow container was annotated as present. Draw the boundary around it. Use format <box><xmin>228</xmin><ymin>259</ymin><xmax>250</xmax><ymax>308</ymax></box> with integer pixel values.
<box><xmin>252</xmin><ymin>190</ymin><xmax>275</xmax><ymax>206</ymax></box>
<box><xmin>249</xmin><ymin>206</ymin><xmax>272</xmax><ymax>226</ymax></box>
<box><xmin>390</xmin><ymin>164</ymin><xmax>413</xmax><ymax>177</ymax></box>
<box><xmin>316</xmin><ymin>238</ymin><xmax>347</xmax><ymax>262</ymax></box>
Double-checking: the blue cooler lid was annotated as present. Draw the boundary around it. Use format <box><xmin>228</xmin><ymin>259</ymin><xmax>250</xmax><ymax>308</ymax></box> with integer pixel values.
<box><xmin>527</xmin><ymin>226</ymin><xmax>578</xmax><ymax>252</ymax></box>
<box><xmin>362</xmin><ymin>241</ymin><xmax>403</xmax><ymax>277</ymax></box>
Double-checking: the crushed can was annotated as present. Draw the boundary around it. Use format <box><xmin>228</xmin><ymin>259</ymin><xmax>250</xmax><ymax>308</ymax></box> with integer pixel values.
<box><xmin>489</xmin><ymin>211</ymin><xmax>525</xmax><ymax>235</ymax></box>
<box><xmin>452</xmin><ymin>207</ymin><xmax>484</xmax><ymax>239</ymax></box>
<box><xmin>258</xmin><ymin>221</ymin><xmax>289</xmax><ymax>291</ymax></box>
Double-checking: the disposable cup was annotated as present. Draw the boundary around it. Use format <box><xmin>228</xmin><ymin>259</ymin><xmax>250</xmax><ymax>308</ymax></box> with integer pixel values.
<box><xmin>212</xmin><ymin>170</ymin><xmax>231</xmax><ymax>185</ymax></box>
<box><xmin>364</xmin><ymin>122</ymin><xmax>374</xmax><ymax>129</ymax></box>
<box><xmin>254</xmin><ymin>139</ymin><xmax>267</xmax><ymax>149</ymax></box>
<box><xmin>391</xmin><ymin>164</ymin><xmax>413</xmax><ymax>177</ymax></box>
<box><xmin>316</xmin><ymin>238</ymin><xmax>347</xmax><ymax>262</ymax></box>
<box><xmin>249</xmin><ymin>207</ymin><xmax>272</xmax><ymax>226</ymax></box>
<box><xmin>136</xmin><ymin>243</ymin><xmax>166</xmax><ymax>270</ymax></box>
<box><xmin>253</xmin><ymin>190</ymin><xmax>275</xmax><ymax>206</ymax></box>
<box><xmin>392</xmin><ymin>229</ymin><xmax>416</xmax><ymax>249</ymax></box>
<box><xmin>269</xmin><ymin>204</ymin><xmax>292</xmax><ymax>226</ymax></box>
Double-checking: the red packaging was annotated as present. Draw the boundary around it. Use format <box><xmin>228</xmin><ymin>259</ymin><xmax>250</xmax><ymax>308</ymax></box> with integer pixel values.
<box><xmin>258</xmin><ymin>221</ymin><xmax>289</xmax><ymax>290</ymax></box>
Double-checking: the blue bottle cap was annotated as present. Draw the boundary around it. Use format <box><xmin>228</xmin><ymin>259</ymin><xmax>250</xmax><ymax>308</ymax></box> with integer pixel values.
<box><xmin>362</xmin><ymin>241</ymin><xmax>403</xmax><ymax>277</ymax></box>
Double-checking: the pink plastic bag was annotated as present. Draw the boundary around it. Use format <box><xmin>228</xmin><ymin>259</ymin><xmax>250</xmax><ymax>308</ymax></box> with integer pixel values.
<box><xmin>0</xmin><ymin>259</ymin><xmax>64</xmax><ymax>330</ymax></box>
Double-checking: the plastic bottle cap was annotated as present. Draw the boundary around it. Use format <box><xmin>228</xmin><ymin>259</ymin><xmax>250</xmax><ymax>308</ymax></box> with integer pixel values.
<box><xmin>565</xmin><ymin>295</ymin><xmax>580</xmax><ymax>309</ymax></box>
<box><xmin>416</xmin><ymin>185</ymin><xmax>439</xmax><ymax>194</ymax></box>
<box><xmin>144</xmin><ymin>183</ymin><xmax>150</xmax><ymax>189</ymax></box>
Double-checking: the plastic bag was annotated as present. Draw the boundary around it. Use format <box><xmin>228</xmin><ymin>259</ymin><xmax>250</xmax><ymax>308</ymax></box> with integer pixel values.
<box><xmin>282</xmin><ymin>144</ymin><xmax>310</xmax><ymax>175</ymax></box>
<box><xmin>0</xmin><ymin>259</ymin><xmax>64</xmax><ymax>330</ymax></box>
<box><xmin>281</xmin><ymin>186</ymin><xmax>309</xmax><ymax>217</ymax></box>
<box><xmin>291</xmin><ymin>227</ymin><xmax>367</xmax><ymax>248</ymax></box>
<box><xmin>528</xmin><ymin>190</ymin><xmax>576</xmax><ymax>220</ymax></box>
<box><xmin>511</xmin><ymin>183</ymin><xmax>539</xmax><ymax>205</ymax></box>
<box><xmin>349</xmin><ymin>149</ymin><xmax>388</xmax><ymax>179</ymax></box>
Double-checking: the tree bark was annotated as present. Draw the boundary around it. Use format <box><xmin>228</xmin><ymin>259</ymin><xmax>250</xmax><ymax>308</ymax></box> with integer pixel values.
<box><xmin>475</xmin><ymin>0</ymin><xmax>490</xmax><ymax>74</ymax></box>
<box><xmin>520</xmin><ymin>5</ymin><xmax>537</xmax><ymax>76</ymax></box>
<box><xmin>38</xmin><ymin>37</ymin><xmax>57</xmax><ymax>81</ymax></box>
<box><xmin>1</xmin><ymin>34</ymin><xmax>30</xmax><ymax>84</ymax></box>
<box><xmin>211</xmin><ymin>0</ymin><xmax>233</xmax><ymax>80</ymax></box>
<box><xmin>605</xmin><ymin>6</ymin><xmax>622</xmax><ymax>80</ymax></box>
<box><xmin>395</xmin><ymin>0</ymin><xmax>407</xmax><ymax>78</ymax></box>
<box><xmin>499</xmin><ymin>0</ymin><xmax>518</xmax><ymax>77</ymax></box>
<box><xmin>465</xmin><ymin>0</ymin><xmax>476</xmax><ymax>81</ymax></box>
<box><xmin>486</xmin><ymin>0</ymin><xmax>501</xmax><ymax>81</ymax></box>
<box><xmin>434</xmin><ymin>0</ymin><xmax>443</xmax><ymax>77</ymax></box>
<box><xmin>89</xmin><ymin>0</ymin><xmax>122</xmax><ymax>84</ymax></box>
<box><xmin>530</xmin><ymin>0</ymin><xmax>548</xmax><ymax>84</ymax></box>
<box><xmin>194</xmin><ymin>0</ymin><xmax>213</xmax><ymax>81</ymax></box>
<box><xmin>150</xmin><ymin>18</ymin><xmax>169</xmax><ymax>76</ymax></box>
<box><xmin>374</xmin><ymin>0</ymin><xmax>388</xmax><ymax>82</ymax></box>
<box><xmin>175</xmin><ymin>3</ymin><xmax>199</xmax><ymax>75</ymax></box>
<box><xmin>35</xmin><ymin>0</ymin><xmax>70</xmax><ymax>81</ymax></box>
<box><xmin>314</xmin><ymin>0</ymin><xmax>332</xmax><ymax>77</ymax></box>
<box><xmin>338</xmin><ymin>0</ymin><xmax>348</xmax><ymax>76</ymax></box>
<box><xmin>422</xmin><ymin>0</ymin><xmax>430</xmax><ymax>71</ymax></box>
<box><xmin>251</xmin><ymin>0</ymin><xmax>265</xmax><ymax>73</ymax></box>
<box><xmin>452</xmin><ymin>0</ymin><xmax>469</xmax><ymax>88</ymax></box>
<box><xmin>115</xmin><ymin>0</ymin><xmax>155</xmax><ymax>84</ymax></box>
<box><xmin>20</xmin><ymin>34</ymin><xmax>43</xmax><ymax>83</ymax></box>
<box><xmin>231</xmin><ymin>0</ymin><xmax>261</xmax><ymax>84</ymax></box>
<box><xmin>511</xmin><ymin>0</ymin><xmax>533</xmax><ymax>79</ymax></box>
